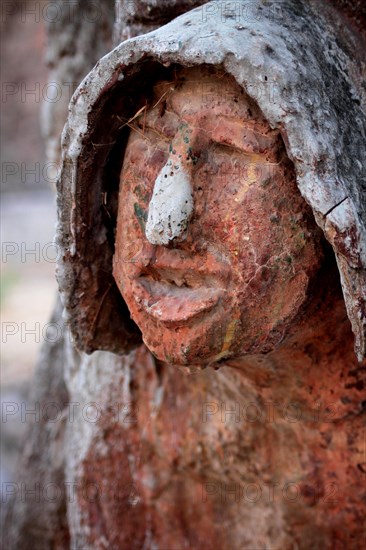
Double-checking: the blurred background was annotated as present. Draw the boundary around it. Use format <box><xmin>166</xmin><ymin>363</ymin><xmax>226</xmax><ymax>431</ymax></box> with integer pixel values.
<box><xmin>1</xmin><ymin>2</ymin><xmax>116</xmax><ymax>511</ymax></box>
<box><xmin>1</xmin><ymin>0</ymin><xmax>57</xmax><ymax>490</ymax></box>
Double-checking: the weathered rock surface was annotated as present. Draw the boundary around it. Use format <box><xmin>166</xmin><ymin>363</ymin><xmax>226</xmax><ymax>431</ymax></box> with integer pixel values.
<box><xmin>4</xmin><ymin>2</ymin><xmax>366</xmax><ymax>549</ymax></box>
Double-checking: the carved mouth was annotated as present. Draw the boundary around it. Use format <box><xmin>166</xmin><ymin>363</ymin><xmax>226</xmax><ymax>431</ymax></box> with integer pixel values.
<box><xmin>132</xmin><ymin>271</ymin><xmax>224</xmax><ymax>324</ymax></box>
<box><xmin>126</xmin><ymin>247</ymin><xmax>231</xmax><ymax>324</ymax></box>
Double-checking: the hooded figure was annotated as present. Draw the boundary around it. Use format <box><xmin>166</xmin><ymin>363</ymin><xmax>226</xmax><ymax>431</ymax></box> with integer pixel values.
<box><xmin>50</xmin><ymin>2</ymin><xmax>366</xmax><ymax>548</ymax></box>
<box><xmin>57</xmin><ymin>0</ymin><xmax>366</xmax><ymax>364</ymax></box>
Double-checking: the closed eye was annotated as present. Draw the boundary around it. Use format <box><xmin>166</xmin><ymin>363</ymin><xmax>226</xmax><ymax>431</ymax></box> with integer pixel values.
<box><xmin>210</xmin><ymin>140</ymin><xmax>266</xmax><ymax>159</ymax></box>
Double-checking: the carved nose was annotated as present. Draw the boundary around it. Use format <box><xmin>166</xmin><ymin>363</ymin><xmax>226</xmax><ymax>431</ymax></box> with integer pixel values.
<box><xmin>145</xmin><ymin>157</ymin><xmax>194</xmax><ymax>246</ymax></box>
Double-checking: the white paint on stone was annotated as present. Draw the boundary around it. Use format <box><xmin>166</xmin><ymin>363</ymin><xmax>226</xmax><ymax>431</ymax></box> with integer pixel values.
<box><xmin>145</xmin><ymin>158</ymin><xmax>193</xmax><ymax>245</ymax></box>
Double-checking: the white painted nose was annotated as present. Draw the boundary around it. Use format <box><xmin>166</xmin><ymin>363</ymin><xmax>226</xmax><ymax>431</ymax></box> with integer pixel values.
<box><xmin>145</xmin><ymin>157</ymin><xmax>193</xmax><ymax>246</ymax></box>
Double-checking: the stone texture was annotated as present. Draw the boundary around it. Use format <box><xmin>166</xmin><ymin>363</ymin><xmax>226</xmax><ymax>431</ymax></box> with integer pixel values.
<box><xmin>55</xmin><ymin>3</ymin><xmax>366</xmax><ymax>547</ymax></box>
<box><xmin>57</xmin><ymin>0</ymin><xmax>366</xmax><ymax>359</ymax></box>
<box><xmin>64</xmin><ymin>275</ymin><xmax>366</xmax><ymax>548</ymax></box>
<box><xmin>5</xmin><ymin>2</ymin><xmax>366</xmax><ymax>549</ymax></box>
<box><xmin>114</xmin><ymin>0</ymin><xmax>206</xmax><ymax>43</ymax></box>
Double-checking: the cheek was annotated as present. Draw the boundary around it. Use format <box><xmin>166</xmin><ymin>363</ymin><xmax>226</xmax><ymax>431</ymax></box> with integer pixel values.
<box><xmin>232</xmin><ymin>183</ymin><xmax>322</xmax><ymax>304</ymax></box>
<box><xmin>203</xmin><ymin>185</ymin><xmax>283</xmax><ymax>288</ymax></box>
<box><xmin>191</xmin><ymin>154</ymin><xmax>273</xmax><ymax>259</ymax></box>
<box><xmin>190</xmin><ymin>163</ymin><xmax>242</xmax><ymax>250</ymax></box>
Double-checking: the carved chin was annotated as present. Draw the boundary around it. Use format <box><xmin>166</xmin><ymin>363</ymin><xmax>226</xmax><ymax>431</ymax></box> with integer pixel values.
<box><xmin>139</xmin><ymin>321</ymin><xmax>237</xmax><ymax>367</ymax></box>
<box><xmin>127</xmin><ymin>302</ymin><xmax>232</xmax><ymax>366</ymax></box>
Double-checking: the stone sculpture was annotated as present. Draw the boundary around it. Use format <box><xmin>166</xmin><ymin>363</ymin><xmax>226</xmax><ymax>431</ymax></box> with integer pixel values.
<box><xmin>54</xmin><ymin>1</ymin><xmax>366</xmax><ymax>547</ymax></box>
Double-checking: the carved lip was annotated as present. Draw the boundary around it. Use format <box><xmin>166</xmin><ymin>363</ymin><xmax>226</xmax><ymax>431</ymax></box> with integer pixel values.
<box><xmin>131</xmin><ymin>274</ymin><xmax>224</xmax><ymax>324</ymax></box>
<box><xmin>128</xmin><ymin>248</ymin><xmax>230</xmax><ymax>324</ymax></box>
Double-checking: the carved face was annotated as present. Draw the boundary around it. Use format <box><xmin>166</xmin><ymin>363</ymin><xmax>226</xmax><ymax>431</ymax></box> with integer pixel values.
<box><xmin>113</xmin><ymin>67</ymin><xmax>323</xmax><ymax>366</ymax></box>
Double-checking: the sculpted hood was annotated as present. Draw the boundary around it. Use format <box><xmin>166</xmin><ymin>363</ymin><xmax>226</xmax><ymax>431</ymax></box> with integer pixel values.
<box><xmin>56</xmin><ymin>0</ymin><xmax>366</xmax><ymax>359</ymax></box>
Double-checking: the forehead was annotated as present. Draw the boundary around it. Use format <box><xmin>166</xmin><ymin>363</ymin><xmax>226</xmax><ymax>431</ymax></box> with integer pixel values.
<box><xmin>151</xmin><ymin>67</ymin><xmax>266</xmax><ymax>120</ymax></box>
